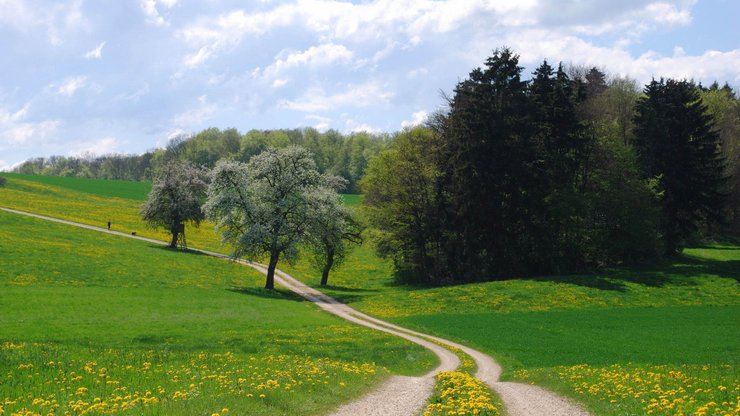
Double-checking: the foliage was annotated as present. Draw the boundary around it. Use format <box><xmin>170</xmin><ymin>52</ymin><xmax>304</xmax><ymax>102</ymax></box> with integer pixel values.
<box><xmin>361</xmin><ymin>126</ymin><xmax>446</xmax><ymax>282</ymax></box>
<box><xmin>140</xmin><ymin>161</ymin><xmax>208</xmax><ymax>248</ymax></box>
<box><xmin>0</xmin><ymin>175</ymin><xmax>6</xmax><ymax>187</ymax></box>
<box><xmin>579</xmin><ymin>134</ymin><xmax>662</xmax><ymax>263</ymax></box>
<box><xmin>13</xmin><ymin>127</ymin><xmax>389</xmax><ymax>193</ymax></box>
<box><xmin>634</xmin><ymin>79</ymin><xmax>728</xmax><ymax>253</ymax></box>
<box><xmin>204</xmin><ymin>146</ymin><xmax>343</xmax><ymax>289</ymax></box>
<box><xmin>699</xmin><ymin>85</ymin><xmax>740</xmax><ymax>237</ymax></box>
<box><xmin>363</xmin><ymin>48</ymin><xmax>660</xmax><ymax>284</ymax></box>
<box><xmin>305</xmin><ymin>185</ymin><xmax>363</xmax><ymax>286</ymax></box>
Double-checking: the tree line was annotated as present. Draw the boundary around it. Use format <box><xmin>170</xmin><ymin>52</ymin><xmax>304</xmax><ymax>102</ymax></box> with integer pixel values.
<box><xmin>362</xmin><ymin>48</ymin><xmax>736</xmax><ymax>284</ymax></box>
<box><xmin>13</xmin><ymin>128</ymin><xmax>390</xmax><ymax>193</ymax></box>
<box><xmin>13</xmin><ymin>46</ymin><xmax>738</xmax><ymax>287</ymax></box>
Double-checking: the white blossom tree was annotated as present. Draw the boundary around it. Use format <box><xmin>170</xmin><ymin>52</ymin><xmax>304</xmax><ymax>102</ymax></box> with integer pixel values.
<box><xmin>140</xmin><ymin>161</ymin><xmax>208</xmax><ymax>248</ymax></box>
<box><xmin>306</xmin><ymin>187</ymin><xmax>362</xmax><ymax>286</ymax></box>
<box><xmin>204</xmin><ymin>146</ymin><xmax>343</xmax><ymax>289</ymax></box>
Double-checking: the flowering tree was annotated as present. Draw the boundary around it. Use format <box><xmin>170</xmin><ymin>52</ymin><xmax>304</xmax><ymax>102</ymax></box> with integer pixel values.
<box><xmin>306</xmin><ymin>186</ymin><xmax>362</xmax><ymax>286</ymax></box>
<box><xmin>140</xmin><ymin>161</ymin><xmax>208</xmax><ymax>248</ymax></box>
<box><xmin>204</xmin><ymin>146</ymin><xmax>344</xmax><ymax>289</ymax></box>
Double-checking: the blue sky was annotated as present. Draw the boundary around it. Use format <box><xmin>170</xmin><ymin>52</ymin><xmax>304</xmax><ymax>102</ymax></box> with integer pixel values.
<box><xmin>1</xmin><ymin>0</ymin><xmax>738</xmax><ymax>171</ymax></box>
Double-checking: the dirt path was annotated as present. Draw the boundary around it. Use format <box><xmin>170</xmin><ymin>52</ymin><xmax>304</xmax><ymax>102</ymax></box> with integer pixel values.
<box><xmin>1</xmin><ymin>206</ymin><xmax>590</xmax><ymax>416</ymax></box>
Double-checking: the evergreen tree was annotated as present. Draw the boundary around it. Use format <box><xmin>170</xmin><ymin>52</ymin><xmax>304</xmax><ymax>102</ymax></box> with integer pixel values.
<box><xmin>528</xmin><ymin>62</ymin><xmax>591</xmax><ymax>272</ymax></box>
<box><xmin>634</xmin><ymin>79</ymin><xmax>727</xmax><ymax>253</ymax></box>
<box><xmin>440</xmin><ymin>47</ymin><xmax>533</xmax><ymax>279</ymax></box>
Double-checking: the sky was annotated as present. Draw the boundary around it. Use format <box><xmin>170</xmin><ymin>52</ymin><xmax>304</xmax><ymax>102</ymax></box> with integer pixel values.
<box><xmin>1</xmin><ymin>0</ymin><xmax>739</xmax><ymax>171</ymax></box>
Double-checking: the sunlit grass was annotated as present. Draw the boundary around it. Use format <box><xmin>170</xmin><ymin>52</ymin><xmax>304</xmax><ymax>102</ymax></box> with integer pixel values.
<box><xmin>514</xmin><ymin>364</ymin><xmax>739</xmax><ymax>416</ymax></box>
<box><xmin>2</xmin><ymin>173</ymin><xmax>739</xmax><ymax>416</ymax></box>
<box><xmin>0</xmin><ymin>211</ymin><xmax>436</xmax><ymax>415</ymax></box>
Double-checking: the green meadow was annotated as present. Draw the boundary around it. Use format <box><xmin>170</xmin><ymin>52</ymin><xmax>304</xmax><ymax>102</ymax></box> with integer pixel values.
<box><xmin>0</xmin><ymin>210</ymin><xmax>435</xmax><ymax>415</ymax></box>
<box><xmin>1</xmin><ymin>173</ymin><xmax>738</xmax><ymax>415</ymax></box>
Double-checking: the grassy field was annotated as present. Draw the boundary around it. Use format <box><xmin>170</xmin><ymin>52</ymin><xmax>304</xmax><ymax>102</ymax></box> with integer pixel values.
<box><xmin>2</xmin><ymin>173</ymin><xmax>152</xmax><ymax>200</ymax></box>
<box><xmin>0</xmin><ymin>211</ymin><xmax>436</xmax><ymax>415</ymax></box>
<box><xmin>2</xmin><ymin>173</ymin><xmax>739</xmax><ymax>415</ymax></box>
<box><xmin>0</xmin><ymin>173</ymin><xmax>226</xmax><ymax>253</ymax></box>
<box><xmin>289</xmin><ymin>246</ymin><xmax>740</xmax><ymax>415</ymax></box>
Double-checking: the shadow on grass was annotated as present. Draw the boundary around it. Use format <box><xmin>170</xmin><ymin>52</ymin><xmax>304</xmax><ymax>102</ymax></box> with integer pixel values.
<box><xmin>525</xmin><ymin>253</ymin><xmax>740</xmax><ymax>291</ymax></box>
<box><xmin>152</xmin><ymin>245</ymin><xmax>210</xmax><ymax>256</ymax></box>
<box><xmin>320</xmin><ymin>284</ymin><xmax>379</xmax><ymax>293</ymax></box>
<box><xmin>367</xmin><ymin>248</ymin><xmax>740</xmax><ymax>296</ymax></box>
<box><xmin>228</xmin><ymin>286</ymin><xmax>306</xmax><ymax>302</ymax></box>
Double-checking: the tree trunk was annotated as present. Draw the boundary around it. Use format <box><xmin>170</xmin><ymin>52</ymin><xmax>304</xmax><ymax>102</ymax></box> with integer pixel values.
<box><xmin>320</xmin><ymin>248</ymin><xmax>335</xmax><ymax>286</ymax></box>
<box><xmin>169</xmin><ymin>231</ymin><xmax>178</xmax><ymax>248</ymax></box>
<box><xmin>265</xmin><ymin>251</ymin><xmax>280</xmax><ymax>290</ymax></box>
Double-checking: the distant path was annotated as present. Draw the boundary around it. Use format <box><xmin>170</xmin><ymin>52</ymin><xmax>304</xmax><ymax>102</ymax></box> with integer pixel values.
<box><xmin>0</xmin><ymin>206</ymin><xmax>590</xmax><ymax>416</ymax></box>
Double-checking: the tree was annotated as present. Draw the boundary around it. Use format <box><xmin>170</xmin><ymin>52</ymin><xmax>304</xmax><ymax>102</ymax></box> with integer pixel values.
<box><xmin>362</xmin><ymin>126</ymin><xmax>446</xmax><ymax>283</ymax></box>
<box><xmin>634</xmin><ymin>79</ymin><xmax>727</xmax><ymax>253</ymax></box>
<box><xmin>0</xmin><ymin>176</ymin><xmax>6</xmax><ymax>187</ymax></box>
<box><xmin>439</xmin><ymin>47</ymin><xmax>534</xmax><ymax>279</ymax></box>
<box><xmin>204</xmin><ymin>146</ymin><xmax>340</xmax><ymax>289</ymax></box>
<box><xmin>140</xmin><ymin>161</ymin><xmax>208</xmax><ymax>248</ymax></box>
<box><xmin>306</xmin><ymin>186</ymin><xmax>362</xmax><ymax>286</ymax></box>
<box><xmin>699</xmin><ymin>86</ymin><xmax>740</xmax><ymax>236</ymax></box>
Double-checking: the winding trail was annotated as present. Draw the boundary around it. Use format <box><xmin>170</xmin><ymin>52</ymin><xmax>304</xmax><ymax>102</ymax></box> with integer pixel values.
<box><xmin>1</xmin><ymin>206</ymin><xmax>590</xmax><ymax>416</ymax></box>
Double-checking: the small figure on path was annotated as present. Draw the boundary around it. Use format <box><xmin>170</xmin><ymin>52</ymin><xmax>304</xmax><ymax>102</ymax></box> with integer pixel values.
<box><xmin>107</xmin><ymin>221</ymin><xmax>111</xmax><ymax>231</ymax></box>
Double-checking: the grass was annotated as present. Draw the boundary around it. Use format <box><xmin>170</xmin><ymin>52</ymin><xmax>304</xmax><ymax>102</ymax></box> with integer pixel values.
<box><xmin>286</xmin><ymin>234</ymin><xmax>740</xmax><ymax>415</ymax></box>
<box><xmin>395</xmin><ymin>306</ymin><xmax>739</xmax><ymax>368</ymax></box>
<box><xmin>0</xmin><ymin>211</ymin><xmax>436</xmax><ymax>415</ymax></box>
<box><xmin>2</xmin><ymin>173</ymin><xmax>739</xmax><ymax>415</ymax></box>
<box><xmin>0</xmin><ymin>173</ymin><xmax>152</xmax><ymax>200</ymax></box>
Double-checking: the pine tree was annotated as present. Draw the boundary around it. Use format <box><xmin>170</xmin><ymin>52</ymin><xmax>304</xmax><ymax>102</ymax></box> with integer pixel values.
<box><xmin>440</xmin><ymin>47</ymin><xmax>533</xmax><ymax>278</ymax></box>
<box><xmin>633</xmin><ymin>79</ymin><xmax>727</xmax><ymax>253</ymax></box>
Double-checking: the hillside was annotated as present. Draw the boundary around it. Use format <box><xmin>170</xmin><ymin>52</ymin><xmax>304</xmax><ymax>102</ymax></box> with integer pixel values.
<box><xmin>1</xmin><ymin>173</ymin><xmax>738</xmax><ymax>415</ymax></box>
<box><xmin>0</xmin><ymin>208</ymin><xmax>435</xmax><ymax>415</ymax></box>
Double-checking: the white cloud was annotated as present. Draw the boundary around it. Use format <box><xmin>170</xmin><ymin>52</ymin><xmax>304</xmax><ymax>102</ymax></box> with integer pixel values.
<box><xmin>0</xmin><ymin>103</ymin><xmax>60</xmax><ymax>145</ymax></box>
<box><xmin>279</xmin><ymin>82</ymin><xmax>394</xmax><ymax>112</ymax></box>
<box><xmin>176</xmin><ymin>1</ymin><xmax>533</xmax><ymax>68</ymax></box>
<box><xmin>645</xmin><ymin>2</ymin><xmax>693</xmax><ymax>26</ymax></box>
<box><xmin>172</xmin><ymin>95</ymin><xmax>216</xmax><ymax>126</ymax></box>
<box><xmin>0</xmin><ymin>0</ymin><xmax>87</xmax><ymax>45</ymax></box>
<box><xmin>184</xmin><ymin>46</ymin><xmax>214</xmax><ymax>68</ymax></box>
<box><xmin>345</xmin><ymin>118</ymin><xmax>380</xmax><ymax>134</ymax></box>
<box><xmin>489</xmin><ymin>28</ymin><xmax>740</xmax><ymax>84</ymax></box>
<box><xmin>69</xmin><ymin>137</ymin><xmax>118</xmax><ymax>157</ymax></box>
<box><xmin>141</xmin><ymin>0</ymin><xmax>177</xmax><ymax>27</ymax></box>
<box><xmin>401</xmin><ymin>110</ymin><xmax>428</xmax><ymax>128</ymax></box>
<box><xmin>305</xmin><ymin>114</ymin><xmax>331</xmax><ymax>131</ymax></box>
<box><xmin>271</xmin><ymin>79</ymin><xmax>288</xmax><ymax>88</ymax></box>
<box><xmin>267</xmin><ymin>44</ymin><xmax>355</xmax><ymax>75</ymax></box>
<box><xmin>0</xmin><ymin>159</ymin><xmax>19</xmax><ymax>172</ymax></box>
<box><xmin>56</xmin><ymin>76</ymin><xmax>87</xmax><ymax>97</ymax></box>
<box><xmin>83</xmin><ymin>41</ymin><xmax>105</xmax><ymax>59</ymax></box>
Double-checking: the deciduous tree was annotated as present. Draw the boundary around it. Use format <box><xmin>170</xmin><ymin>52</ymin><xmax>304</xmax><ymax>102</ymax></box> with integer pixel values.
<box><xmin>140</xmin><ymin>161</ymin><xmax>208</xmax><ymax>248</ymax></box>
<box><xmin>306</xmin><ymin>186</ymin><xmax>362</xmax><ymax>286</ymax></box>
<box><xmin>204</xmin><ymin>146</ymin><xmax>341</xmax><ymax>289</ymax></box>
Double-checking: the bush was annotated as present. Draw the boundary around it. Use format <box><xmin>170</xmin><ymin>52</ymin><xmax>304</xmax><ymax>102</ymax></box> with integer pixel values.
<box><xmin>0</xmin><ymin>176</ymin><xmax>6</xmax><ymax>187</ymax></box>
